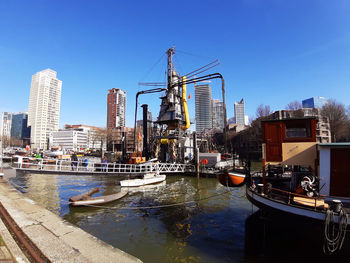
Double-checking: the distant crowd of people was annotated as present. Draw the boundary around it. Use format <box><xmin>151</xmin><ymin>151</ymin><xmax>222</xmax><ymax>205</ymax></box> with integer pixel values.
<box><xmin>70</xmin><ymin>153</ymin><xmax>108</xmax><ymax>172</ymax></box>
<box><xmin>70</xmin><ymin>153</ymin><xmax>90</xmax><ymax>171</ymax></box>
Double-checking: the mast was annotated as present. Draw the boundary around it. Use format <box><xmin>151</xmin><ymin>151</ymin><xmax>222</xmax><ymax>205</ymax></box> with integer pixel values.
<box><xmin>166</xmin><ymin>47</ymin><xmax>175</xmax><ymax>86</ymax></box>
<box><xmin>222</xmin><ymin>78</ymin><xmax>227</xmax><ymax>153</ymax></box>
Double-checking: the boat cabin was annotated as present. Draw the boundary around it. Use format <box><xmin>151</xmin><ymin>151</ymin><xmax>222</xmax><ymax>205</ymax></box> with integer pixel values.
<box><xmin>262</xmin><ymin>117</ymin><xmax>318</xmax><ymax>169</ymax></box>
<box><xmin>318</xmin><ymin>143</ymin><xmax>350</xmax><ymax>198</ymax></box>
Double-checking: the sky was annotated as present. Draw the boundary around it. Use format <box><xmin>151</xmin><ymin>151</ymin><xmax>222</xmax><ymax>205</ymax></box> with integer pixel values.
<box><xmin>1</xmin><ymin>0</ymin><xmax>350</xmax><ymax>128</ymax></box>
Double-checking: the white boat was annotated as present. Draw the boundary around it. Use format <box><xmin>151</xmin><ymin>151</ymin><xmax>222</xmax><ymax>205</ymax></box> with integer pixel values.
<box><xmin>120</xmin><ymin>172</ymin><xmax>166</xmax><ymax>187</ymax></box>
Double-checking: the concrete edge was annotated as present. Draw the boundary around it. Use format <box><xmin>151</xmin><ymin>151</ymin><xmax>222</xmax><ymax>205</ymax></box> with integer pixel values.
<box><xmin>0</xmin><ymin>216</ymin><xmax>29</xmax><ymax>263</ymax></box>
<box><xmin>0</xmin><ymin>171</ymin><xmax>142</xmax><ymax>263</ymax></box>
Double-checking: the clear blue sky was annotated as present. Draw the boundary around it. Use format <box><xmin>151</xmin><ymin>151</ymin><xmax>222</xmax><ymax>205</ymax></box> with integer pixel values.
<box><xmin>1</xmin><ymin>0</ymin><xmax>350</xmax><ymax>128</ymax></box>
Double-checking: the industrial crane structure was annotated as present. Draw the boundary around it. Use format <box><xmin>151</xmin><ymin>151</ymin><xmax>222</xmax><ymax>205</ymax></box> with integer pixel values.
<box><xmin>136</xmin><ymin>47</ymin><xmax>227</xmax><ymax>164</ymax></box>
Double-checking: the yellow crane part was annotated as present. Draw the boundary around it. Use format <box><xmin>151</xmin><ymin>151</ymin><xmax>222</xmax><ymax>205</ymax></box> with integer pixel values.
<box><xmin>182</xmin><ymin>76</ymin><xmax>190</xmax><ymax>130</ymax></box>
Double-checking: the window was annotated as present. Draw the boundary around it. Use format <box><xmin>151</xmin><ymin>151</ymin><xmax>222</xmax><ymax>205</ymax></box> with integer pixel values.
<box><xmin>285</xmin><ymin>120</ymin><xmax>311</xmax><ymax>138</ymax></box>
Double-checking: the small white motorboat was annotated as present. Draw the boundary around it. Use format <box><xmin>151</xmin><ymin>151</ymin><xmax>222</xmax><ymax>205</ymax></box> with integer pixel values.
<box><xmin>120</xmin><ymin>172</ymin><xmax>166</xmax><ymax>187</ymax></box>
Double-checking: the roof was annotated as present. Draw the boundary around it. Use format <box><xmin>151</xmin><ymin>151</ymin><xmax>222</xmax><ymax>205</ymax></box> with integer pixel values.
<box><xmin>261</xmin><ymin>117</ymin><xmax>317</xmax><ymax>123</ymax></box>
<box><xmin>319</xmin><ymin>143</ymin><xmax>350</xmax><ymax>148</ymax></box>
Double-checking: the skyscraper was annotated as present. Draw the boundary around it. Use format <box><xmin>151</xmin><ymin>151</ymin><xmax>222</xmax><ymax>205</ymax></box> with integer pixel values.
<box><xmin>0</xmin><ymin>112</ymin><xmax>12</xmax><ymax>139</ymax></box>
<box><xmin>212</xmin><ymin>99</ymin><xmax>224</xmax><ymax>130</ymax></box>
<box><xmin>195</xmin><ymin>84</ymin><xmax>212</xmax><ymax>132</ymax></box>
<box><xmin>107</xmin><ymin>88</ymin><xmax>126</xmax><ymax>129</ymax></box>
<box><xmin>11</xmin><ymin>112</ymin><xmax>31</xmax><ymax>144</ymax></box>
<box><xmin>234</xmin><ymin>98</ymin><xmax>245</xmax><ymax>125</ymax></box>
<box><xmin>302</xmin><ymin>97</ymin><xmax>328</xmax><ymax>109</ymax></box>
<box><xmin>28</xmin><ymin>69</ymin><xmax>62</xmax><ymax>150</ymax></box>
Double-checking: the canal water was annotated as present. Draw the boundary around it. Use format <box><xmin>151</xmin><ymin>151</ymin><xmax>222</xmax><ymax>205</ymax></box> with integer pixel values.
<box><xmin>9</xmin><ymin>171</ymin><xmax>349</xmax><ymax>263</ymax></box>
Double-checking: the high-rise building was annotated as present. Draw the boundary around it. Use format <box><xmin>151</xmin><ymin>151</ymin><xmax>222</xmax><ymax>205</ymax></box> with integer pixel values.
<box><xmin>195</xmin><ymin>84</ymin><xmax>212</xmax><ymax>132</ymax></box>
<box><xmin>28</xmin><ymin>69</ymin><xmax>62</xmax><ymax>150</ymax></box>
<box><xmin>302</xmin><ymin>97</ymin><xmax>328</xmax><ymax>109</ymax></box>
<box><xmin>107</xmin><ymin>88</ymin><xmax>126</xmax><ymax>129</ymax></box>
<box><xmin>234</xmin><ymin>98</ymin><xmax>245</xmax><ymax>125</ymax></box>
<box><xmin>0</xmin><ymin>112</ymin><xmax>12</xmax><ymax>139</ymax></box>
<box><xmin>11</xmin><ymin>112</ymin><xmax>31</xmax><ymax>144</ymax></box>
<box><xmin>212</xmin><ymin>99</ymin><xmax>224</xmax><ymax>130</ymax></box>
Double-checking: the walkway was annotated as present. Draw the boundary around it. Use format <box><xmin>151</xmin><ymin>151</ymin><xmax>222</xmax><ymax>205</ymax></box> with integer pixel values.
<box><xmin>15</xmin><ymin>159</ymin><xmax>195</xmax><ymax>175</ymax></box>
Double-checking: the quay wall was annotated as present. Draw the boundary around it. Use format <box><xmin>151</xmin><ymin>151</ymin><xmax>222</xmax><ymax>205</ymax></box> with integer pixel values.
<box><xmin>0</xmin><ymin>168</ymin><xmax>142</xmax><ymax>263</ymax></box>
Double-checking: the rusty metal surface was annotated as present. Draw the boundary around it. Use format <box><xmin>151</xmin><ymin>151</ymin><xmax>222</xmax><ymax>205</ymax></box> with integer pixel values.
<box><xmin>0</xmin><ymin>202</ymin><xmax>50</xmax><ymax>263</ymax></box>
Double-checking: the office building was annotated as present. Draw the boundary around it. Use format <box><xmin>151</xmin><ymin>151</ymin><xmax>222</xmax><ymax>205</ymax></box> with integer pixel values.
<box><xmin>302</xmin><ymin>97</ymin><xmax>328</xmax><ymax>109</ymax></box>
<box><xmin>28</xmin><ymin>69</ymin><xmax>62</xmax><ymax>150</ymax></box>
<box><xmin>50</xmin><ymin>130</ymin><xmax>88</xmax><ymax>152</ymax></box>
<box><xmin>195</xmin><ymin>84</ymin><xmax>212</xmax><ymax>132</ymax></box>
<box><xmin>11</xmin><ymin>112</ymin><xmax>31</xmax><ymax>144</ymax></box>
<box><xmin>212</xmin><ymin>99</ymin><xmax>224</xmax><ymax>130</ymax></box>
<box><xmin>234</xmin><ymin>98</ymin><xmax>245</xmax><ymax>125</ymax></box>
<box><xmin>0</xmin><ymin>112</ymin><xmax>12</xmax><ymax>139</ymax></box>
<box><xmin>50</xmin><ymin>124</ymin><xmax>106</xmax><ymax>152</ymax></box>
<box><xmin>107</xmin><ymin>88</ymin><xmax>126</xmax><ymax>129</ymax></box>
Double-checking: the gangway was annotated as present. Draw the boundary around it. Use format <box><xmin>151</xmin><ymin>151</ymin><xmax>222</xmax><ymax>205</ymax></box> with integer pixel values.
<box><xmin>15</xmin><ymin>159</ymin><xmax>195</xmax><ymax>175</ymax></box>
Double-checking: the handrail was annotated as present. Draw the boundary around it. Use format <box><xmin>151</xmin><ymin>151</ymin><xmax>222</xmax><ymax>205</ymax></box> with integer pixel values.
<box><xmin>267</xmin><ymin>187</ymin><xmax>326</xmax><ymax>210</ymax></box>
<box><xmin>270</xmin><ymin>187</ymin><xmax>317</xmax><ymax>199</ymax></box>
<box><xmin>15</xmin><ymin>159</ymin><xmax>191</xmax><ymax>174</ymax></box>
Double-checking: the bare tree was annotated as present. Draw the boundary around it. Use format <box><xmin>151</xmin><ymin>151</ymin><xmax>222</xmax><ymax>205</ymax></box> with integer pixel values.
<box><xmin>256</xmin><ymin>104</ymin><xmax>272</xmax><ymax>118</ymax></box>
<box><xmin>285</xmin><ymin>101</ymin><xmax>302</xmax><ymax>111</ymax></box>
<box><xmin>91</xmin><ymin>128</ymin><xmax>108</xmax><ymax>156</ymax></box>
<box><xmin>1</xmin><ymin>136</ymin><xmax>10</xmax><ymax>148</ymax></box>
<box><xmin>321</xmin><ymin>99</ymin><xmax>348</xmax><ymax>142</ymax></box>
<box><xmin>10</xmin><ymin>137</ymin><xmax>23</xmax><ymax>147</ymax></box>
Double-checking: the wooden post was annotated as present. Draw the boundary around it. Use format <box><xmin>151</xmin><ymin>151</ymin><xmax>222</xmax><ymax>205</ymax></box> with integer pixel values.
<box><xmin>262</xmin><ymin>158</ymin><xmax>266</xmax><ymax>190</ymax></box>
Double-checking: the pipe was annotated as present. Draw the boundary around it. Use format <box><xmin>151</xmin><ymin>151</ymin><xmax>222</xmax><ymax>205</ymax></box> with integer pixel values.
<box><xmin>133</xmin><ymin>92</ymin><xmax>140</xmax><ymax>152</ymax></box>
<box><xmin>182</xmin><ymin>76</ymin><xmax>190</xmax><ymax>130</ymax></box>
<box><xmin>142</xmin><ymin>104</ymin><xmax>149</xmax><ymax>160</ymax></box>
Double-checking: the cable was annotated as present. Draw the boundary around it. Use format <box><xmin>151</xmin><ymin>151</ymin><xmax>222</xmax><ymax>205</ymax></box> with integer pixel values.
<box><xmin>68</xmin><ymin>189</ymin><xmax>231</xmax><ymax>210</ymax></box>
<box><xmin>139</xmin><ymin>53</ymin><xmax>166</xmax><ymax>82</ymax></box>
<box><xmin>177</xmin><ymin>49</ymin><xmax>215</xmax><ymax>60</ymax></box>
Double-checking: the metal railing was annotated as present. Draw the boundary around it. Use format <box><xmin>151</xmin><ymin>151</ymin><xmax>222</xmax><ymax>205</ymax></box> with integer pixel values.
<box><xmin>15</xmin><ymin>159</ymin><xmax>193</xmax><ymax>174</ymax></box>
<box><xmin>258</xmin><ymin>185</ymin><xmax>328</xmax><ymax>211</ymax></box>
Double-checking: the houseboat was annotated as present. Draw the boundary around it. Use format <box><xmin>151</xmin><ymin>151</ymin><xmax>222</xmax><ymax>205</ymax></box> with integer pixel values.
<box><xmin>245</xmin><ymin>117</ymin><xmax>350</xmax><ymax>254</ymax></box>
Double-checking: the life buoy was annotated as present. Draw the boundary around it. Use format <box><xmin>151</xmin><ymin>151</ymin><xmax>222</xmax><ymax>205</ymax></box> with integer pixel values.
<box><xmin>23</xmin><ymin>159</ymin><xmax>30</xmax><ymax>168</ymax></box>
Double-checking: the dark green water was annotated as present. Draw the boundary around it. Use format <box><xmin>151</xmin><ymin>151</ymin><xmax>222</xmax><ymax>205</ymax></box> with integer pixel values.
<box><xmin>12</xmin><ymin>173</ymin><xmax>253</xmax><ymax>262</ymax></box>
<box><xmin>10</xmin><ymin>171</ymin><xmax>349</xmax><ymax>262</ymax></box>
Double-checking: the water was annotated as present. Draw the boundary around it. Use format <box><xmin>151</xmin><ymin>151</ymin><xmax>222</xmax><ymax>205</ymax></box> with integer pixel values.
<box><xmin>9</xmin><ymin>171</ymin><xmax>350</xmax><ymax>262</ymax></box>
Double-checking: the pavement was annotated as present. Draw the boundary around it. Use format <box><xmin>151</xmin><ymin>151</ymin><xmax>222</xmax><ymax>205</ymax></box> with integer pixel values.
<box><xmin>0</xmin><ymin>167</ymin><xmax>142</xmax><ymax>263</ymax></box>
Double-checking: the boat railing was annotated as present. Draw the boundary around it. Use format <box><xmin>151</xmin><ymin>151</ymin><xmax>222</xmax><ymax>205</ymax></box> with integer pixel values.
<box><xmin>262</xmin><ymin>186</ymin><xmax>328</xmax><ymax>211</ymax></box>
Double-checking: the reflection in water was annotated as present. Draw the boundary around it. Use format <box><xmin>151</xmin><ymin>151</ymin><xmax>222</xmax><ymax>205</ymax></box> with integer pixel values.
<box><xmin>11</xmin><ymin>171</ymin><xmax>349</xmax><ymax>262</ymax></box>
<box><xmin>10</xmin><ymin>172</ymin><xmax>251</xmax><ymax>262</ymax></box>
<box><xmin>244</xmin><ymin>210</ymin><xmax>350</xmax><ymax>263</ymax></box>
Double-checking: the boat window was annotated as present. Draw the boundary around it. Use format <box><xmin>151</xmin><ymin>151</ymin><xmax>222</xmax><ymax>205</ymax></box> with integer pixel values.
<box><xmin>285</xmin><ymin>121</ymin><xmax>311</xmax><ymax>138</ymax></box>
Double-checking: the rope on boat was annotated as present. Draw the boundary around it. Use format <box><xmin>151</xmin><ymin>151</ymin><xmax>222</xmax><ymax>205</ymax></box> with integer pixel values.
<box><xmin>67</xmin><ymin>189</ymin><xmax>231</xmax><ymax>209</ymax></box>
<box><xmin>323</xmin><ymin>207</ymin><xmax>349</xmax><ymax>255</ymax></box>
